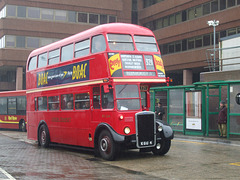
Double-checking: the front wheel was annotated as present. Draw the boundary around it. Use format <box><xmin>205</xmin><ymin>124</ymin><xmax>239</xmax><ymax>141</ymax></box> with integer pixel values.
<box><xmin>152</xmin><ymin>140</ymin><xmax>171</xmax><ymax>156</ymax></box>
<box><xmin>38</xmin><ymin>124</ymin><xmax>50</xmax><ymax>148</ymax></box>
<box><xmin>98</xmin><ymin>130</ymin><xmax>118</xmax><ymax>161</ymax></box>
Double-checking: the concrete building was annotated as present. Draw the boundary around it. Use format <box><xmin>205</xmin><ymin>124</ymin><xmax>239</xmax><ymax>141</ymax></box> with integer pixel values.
<box><xmin>0</xmin><ymin>0</ymin><xmax>131</xmax><ymax>91</ymax></box>
<box><xmin>139</xmin><ymin>0</ymin><xmax>240</xmax><ymax>85</ymax></box>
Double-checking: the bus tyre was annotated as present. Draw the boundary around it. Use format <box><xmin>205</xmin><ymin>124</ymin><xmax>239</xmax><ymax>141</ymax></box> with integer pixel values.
<box><xmin>38</xmin><ymin>124</ymin><xmax>50</xmax><ymax>148</ymax></box>
<box><xmin>152</xmin><ymin>140</ymin><xmax>171</xmax><ymax>156</ymax></box>
<box><xmin>19</xmin><ymin>120</ymin><xmax>26</xmax><ymax>132</ymax></box>
<box><xmin>98</xmin><ymin>130</ymin><xmax>118</xmax><ymax>161</ymax></box>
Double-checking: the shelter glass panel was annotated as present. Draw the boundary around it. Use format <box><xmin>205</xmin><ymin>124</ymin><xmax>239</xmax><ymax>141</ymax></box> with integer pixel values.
<box><xmin>230</xmin><ymin>116</ymin><xmax>240</xmax><ymax>134</ymax></box>
<box><xmin>230</xmin><ymin>84</ymin><xmax>240</xmax><ymax>114</ymax></box>
<box><xmin>169</xmin><ymin>89</ymin><xmax>183</xmax><ymax>114</ymax></box>
<box><xmin>169</xmin><ymin>115</ymin><xmax>184</xmax><ymax>131</ymax></box>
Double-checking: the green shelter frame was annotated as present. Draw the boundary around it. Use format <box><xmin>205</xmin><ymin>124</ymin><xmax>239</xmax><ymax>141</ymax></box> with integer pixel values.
<box><xmin>150</xmin><ymin>80</ymin><xmax>240</xmax><ymax>138</ymax></box>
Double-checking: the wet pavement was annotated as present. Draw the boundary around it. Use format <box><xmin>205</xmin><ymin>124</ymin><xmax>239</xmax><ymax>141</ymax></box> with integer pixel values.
<box><xmin>0</xmin><ymin>130</ymin><xmax>240</xmax><ymax>180</ymax></box>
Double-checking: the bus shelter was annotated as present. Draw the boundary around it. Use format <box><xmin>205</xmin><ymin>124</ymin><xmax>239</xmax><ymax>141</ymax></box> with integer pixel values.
<box><xmin>150</xmin><ymin>80</ymin><xmax>240</xmax><ymax>138</ymax></box>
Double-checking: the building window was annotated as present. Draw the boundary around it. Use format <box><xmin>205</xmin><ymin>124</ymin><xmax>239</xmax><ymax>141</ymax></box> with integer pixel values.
<box><xmin>203</xmin><ymin>34</ymin><xmax>211</xmax><ymax>46</ymax></box>
<box><xmin>89</xmin><ymin>14</ymin><xmax>98</xmax><ymax>24</ymax></box>
<box><xmin>220</xmin><ymin>0</ymin><xmax>227</xmax><ymax>10</ymax></box>
<box><xmin>28</xmin><ymin>7</ymin><xmax>40</xmax><ymax>19</ymax></box>
<box><xmin>6</xmin><ymin>35</ymin><xmax>15</xmax><ymax>47</ymax></box>
<box><xmin>41</xmin><ymin>9</ymin><xmax>54</xmax><ymax>20</ymax></box>
<box><xmin>203</xmin><ymin>3</ymin><xmax>211</xmax><ymax>15</ymax></box>
<box><xmin>16</xmin><ymin>36</ymin><xmax>25</xmax><ymax>48</ymax></box>
<box><xmin>238</xmin><ymin>0</ymin><xmax>240</xmax><ymax>5</ymax></box>
<box><xmin>175</xmin><ymin>41</ymin><xmax>182</xmax><ymax>52</ymax></box>
<box><xmin>220</xmin><ymin>30</ymin><xmax>227</xmax><ymax>38</ymax></box>
<box><xmin>188</xmin><ymin>38</ymin><xmax>195</xmax><ymax>50</ymax></box>
<box><xmin>40</xmin><ymin>38</ymin><xmax>53</xmax><ymax>47</ymax></box>
<box><xmin>162</xmin><ymin>44</ymin><xmax>168</xmax><ymax>54</ymax></box>
<box><xmin>168</xmin><ymin>43</ymin><xmax>174</xmax><ymax>53</ymax></box>
<box><xmin>227</xmin><ymin>28</ymin><xmax>237</xmax><ymax>36</ymax></box>
<box><xmin>17</xmin><ymin>6</ymin><xmax>26</xmax><ymax>18</ymax></box>
<box><xmin>100</xmin><ymin>14</ymin><xmax>107</xmax><ymax>24</ymax></box>
<box><xmin>78</xmin><ymin>12</ymin><xmax>88</xmax><ymax>23</ymax></box>
<box><xmin>169</xmin><ymin>14</ymin><xmax>175</xmax><ymax>25</ymax></box>
<box><xmin>182</xmin><ymin>10</ymin><xmax>187</xmax><ymax>21</ymax></box>
<box><xmin>6</xmin><ymin>5</ymin><xmax>16</xmax><ymax>17</ymax></box>
<box><xmin>61</xmin><ymin>44</ymin><xmax>74</xmax><ymax>62</ymax></box>
<box><xmin>163</xmin><ymin>17</ymin><xmax>169</xmax><ymax>27</ymax></box>
<box><xmin>109</xmin><ymin>16</ymin><xmax>116</xmax><ymax>23</ymax></box>
<box><xmin>49</xmin><ymin>49</ymin><xmax>60</xmax><ymax>65</ymax></box>
<box><xmin>27</xmin><ymin>37</ymin><xmax>39</xmax><ymax>48</ymax></box>
<box><xmin>195</xmin><ymin>6</ymin><xmax>203</xmax><ymax>18</ymax></box>
<box><xmin>55</xmin><ymin>10</ymin><xmax>67</xmax><ymax>21</ymax></box>
<box><xmin>211</xmin><ymin>0</ymin><xmax>219</xmax><ymax>13</ymax></box>
<box><xmin>68</xmin><ymin>11</ymin><xmax>76</xmax><ymax>22</ymax></box>
<box><xmin>38</xmin><ymin>52</ymin><xmax>47</xmax><ymax>68</ymax></box>
<box><xmin>227</xmin><ymin>0</ymin><xmax>236</xmax><ymax>7</ymax></box>
<box><xmin>155</xmin><ymin>18</ymin><xmax>163</xmax><ymax>29</ymax></box>
<box><xmin>195</xmin><ymin>36</ymin><xmax>203</xmax><ymax>48</ymax></box>
<box><xmin>48</xmin><ymin>96</ymin><xmax>59</xmax><ymax>110</ymax></box>
<box><xmin>175</xmin><ymin>12</ymin><xmax>181</xmax><ymax>24</ymax></box>
<box><xmin>188</xmin><ymin>8</ymin><xmax>195</xmax><ymax>20</ymax></box>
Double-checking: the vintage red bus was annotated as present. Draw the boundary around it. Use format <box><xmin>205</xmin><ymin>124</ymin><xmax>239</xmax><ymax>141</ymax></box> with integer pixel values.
<box><xmin>26</xmin><ymin>23</ymin><xmax>173</xmax><ymax>160</ymax></box>
<box><xmin>0</xmin><ymin>90</ymin><xmax>26</xmax><ymax>131</ymax></box>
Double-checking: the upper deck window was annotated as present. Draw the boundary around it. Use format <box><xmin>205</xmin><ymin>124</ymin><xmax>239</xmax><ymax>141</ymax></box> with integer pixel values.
<box><xmin>134</xmin><ymin>36</ymin><xmax>158</xmax><ymax>52</ymax></box>
<box><xmin>61</xmin><ymin>43</ymin><xmax>74</xmax><ymax>62</ymax></box>
<box><xmin>107</xmin><ymin>34</ymin><xmax>134</xmax><ymax>51</ymax></box>
<box><xmin>28</xmin><ymin>56</ymin><xmax>37</xmax><ymax>71</ymax></box>
<box><xmin>75</xmin><ymin>39</ymin><xmax>90</xmax><ymax>58</ymax></box>
<box><xmin>38</xmin><ymin>52</ymin><xmax>48</xmax><ymax>68</ymax></box>
<box><xmin>91</xmin><ymin>35</ymin><xmax>106</xmax><ymax>54</ymax></box>
<box><xmin>49</xmin><ymin>49</ymin><xmax>60</xmax><ymax>65</ymax></box>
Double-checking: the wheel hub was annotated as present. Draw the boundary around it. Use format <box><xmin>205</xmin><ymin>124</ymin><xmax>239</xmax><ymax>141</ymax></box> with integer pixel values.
<box><xmin>100</xmin><ymin>138</ymin><xmax>109</xmax><ymax>152</ymax></box>
<box><xmin>41</xmin><ymin>131</ymin><xmax>46</xmax><ymax>144</ymax></box>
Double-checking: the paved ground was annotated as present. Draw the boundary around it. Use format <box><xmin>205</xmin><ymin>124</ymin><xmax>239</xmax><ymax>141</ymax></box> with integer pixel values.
<box><xmin>0</xmin><ymin>130</ymin><xmax>240</xmax><ymax>180</ymax></box>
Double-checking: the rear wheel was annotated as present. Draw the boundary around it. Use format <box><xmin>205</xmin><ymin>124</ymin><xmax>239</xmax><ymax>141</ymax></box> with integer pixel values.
<box><xmin>98</xmin><ymin>130</ymin><xmax>118</xmax><ymax>161</ymax></box>
<box><xmin>152</xmin><ymin>140</ymin><xmax>171</xmax><ymax>156</ymax></box>
<box><xmin>19</xmin><ymin>120</ymin><xmax>26</xmax><ymax>132</ymax></box>
<box><xmin>38</xmin><ymin>124</ymin><xmax>50</xmax><ymax>148</ymax></box>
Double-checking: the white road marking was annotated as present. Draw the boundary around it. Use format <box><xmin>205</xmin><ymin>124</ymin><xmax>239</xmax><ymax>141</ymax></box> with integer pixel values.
<box><xmin>0</xmin><ymin>167</ymin><xmax>16</xmax><ymax>180</ymax></box>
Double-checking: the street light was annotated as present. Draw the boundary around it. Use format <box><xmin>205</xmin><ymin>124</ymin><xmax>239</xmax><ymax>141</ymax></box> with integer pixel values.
<box><xmin>207</xmin><ymin>20</ymin><xmax>219</xmax><ymax>71</ymax></box>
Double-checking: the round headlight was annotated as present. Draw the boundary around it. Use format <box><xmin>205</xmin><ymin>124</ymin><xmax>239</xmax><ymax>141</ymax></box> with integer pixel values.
<box><xmin>156</xmin><ymin>143</ymin><xmax>161</xmax><ymax>149</ymax></box>
<box><xmin>158</xmin><ymin>125</ymin><xmax>163</xmax><ymax>132</ymax></box>
<box><xmin>124</xmin><ymin>127</ymin><xmax>131</xmax><ymax>134</ymax></box>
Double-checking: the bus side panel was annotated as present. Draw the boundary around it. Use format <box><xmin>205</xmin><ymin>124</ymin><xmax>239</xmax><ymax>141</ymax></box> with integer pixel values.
<box><xmin>0</xmin><ymin>115</ymin><xmax>26</xmax><ymax>130</ymax></box>
<box><xmin>27</xmin><ymin>111</ymin><xmax>38</xmax><ymax>140</ymax></box>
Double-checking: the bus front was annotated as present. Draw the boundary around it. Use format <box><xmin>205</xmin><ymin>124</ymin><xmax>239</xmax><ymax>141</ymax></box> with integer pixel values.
<box><xmin>96</xmin><ymin>27</ymin><xmax>173</xmax><ymax>160</ymax></box>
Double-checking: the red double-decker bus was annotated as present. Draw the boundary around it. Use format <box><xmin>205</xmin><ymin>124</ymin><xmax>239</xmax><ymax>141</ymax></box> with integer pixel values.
<box><xmin>26</xmin><ymin>23</ymin><xmax>173</xmax><ymax>160</ymax></box>
<box><xmin>0</xmin><ymin>90</ymin><xmax>26</xmax><ymax>131</ymax></box>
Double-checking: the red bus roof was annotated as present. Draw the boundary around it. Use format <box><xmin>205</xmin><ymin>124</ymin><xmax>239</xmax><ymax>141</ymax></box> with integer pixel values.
<box><xmin>27</xmin><ymin>23</ymin><xmax>154</xmax><ymax>60</ymax></box>
<box><xmin>0</xmin><ymin>90</ymin><xmax>26</xmax><ymax>97</ymax></box>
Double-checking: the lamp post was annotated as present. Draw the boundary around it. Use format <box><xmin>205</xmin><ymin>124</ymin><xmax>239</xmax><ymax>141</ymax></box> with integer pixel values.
<box><xmin>207</xmin><ymin>20</ymin><xmax>219</xmax><ymax>71</ymax></box>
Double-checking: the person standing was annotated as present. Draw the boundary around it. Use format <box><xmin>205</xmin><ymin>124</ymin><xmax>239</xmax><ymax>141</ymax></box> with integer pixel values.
<box><xmin>218</xmin><ymin>101</ymin><xmax>227</xmax><ymax>138</ymax></box>
<box><xmin>155</xmin><ymin>102</ymin><xmax>165</xmax><ymax>120</ymax></box>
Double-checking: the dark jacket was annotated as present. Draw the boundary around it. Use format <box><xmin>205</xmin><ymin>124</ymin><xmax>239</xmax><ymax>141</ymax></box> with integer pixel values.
<box><xmin>218</xmin><ymin>106</ymin><xmax>227</xmax><ymax>124</ymax></box>
<box><xmin>155</xmin><ymin>106</ymin><xmax>165</xmax><ymax>120</ymax></box>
